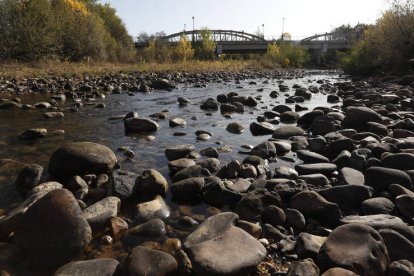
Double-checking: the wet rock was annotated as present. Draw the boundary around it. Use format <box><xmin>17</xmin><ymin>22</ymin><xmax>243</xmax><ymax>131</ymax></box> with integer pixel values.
<box><xmin>128</xmin><ymin>218</ymin><xmax>166</xmax><ymax>238</ymax></box>
<box><xmin>54</xmin><ymin>258</ymin><xmax>121</xmax><ymax>276</ymax></box>
<box><xmin>168</xmin><ymin>158</ymin><xmax>196</xmax><ymax>173</ymax></box>
<box><xmin>272</xmin><ymin>125</ymin><xmax>305</xmax><ymax>139</ymax></box>
<box><xmin>169</xmin><ymin>117</ymin><xmax>186</xmax><ymax>127</ymax></box>
<box><xmin>216</xmin><ymin>160</ymin><xmax>241</xmax><ymax>179</ymax></box>
<box><xmin>14</xmin><ymin>164</ymin><xmax>43</xmax><ymax>197</ymax></box>
<box><xmin>43</xmin><ymin>112</ymin><xmax>64</xmax><ymax>119</ymax></box>
<box><xmin>289</xmin><ymin>191</ymin><xmax>342</xmax><ymax>227</ymax></box>
<box><xmin>172</xmin><ymin>165</ymin><xmax>204</xmax><ymax>183</ymax></box>
<box><xmin>0</xmin><ymin>101</ymin><xmax>21</xmax><ymax>109</ymax></box>
<box><xmin>365</xmin><ymin>166</ymin><xmax>413</xmax><ymax>192</ymax></box>
<box><xmin>165</xmin><ymin>144</ymin><xmax>194</xmax><ymax>161</ymax></box>
<box><xmin>83</xmin><ymin>196</ymin><xmax>120</xmax><ymax>230</ymax></box>
<box><xmin>136</xmin><ymin>169</ymin><xmax>168</xmax><ymax>196</ymax></box>
<box><xmin>49</xmin><ymin>142</ymin><xmax>117</xmax><ymax>182</ymax></box>
<box><xmin>274</xmin><ymin>166</ymin><xmax>298</xmax><ymax>179</ymax></box>
<box><xmin>124</xmin><ymin>246</ymin><xmax>177</xmax><ymax>275</ymax></box>
<box><xmin>250</xmin><ymin>141</ymin><xmax>277</xmax><ymax>159</ymax></box>
<box><xmin>280</xmin><ymin>111</ymin><xmax>299</xmax><ymax>124</ymax></box>
<box><xmin>200</xmin><ymin>147</ymin><xmax>219</xmax><ymax>158</ymax></box>
<box><xmin>151</xmin><ymin>78</ymin><xmax>176</xmax><ymax>90</ymax></box>
<box><xmin>124</xmin><ymin>117</ymin><xmax>159</xmax><ymax>132</ymax></box>
<box><xmin>171</xmin><ymin>177</ymin><xmax>205</xmax><ymax>203</ymax></box>
<box><xmin>15</xmin><ymin>189</ymin><xmax>92</xmax><ymax>267</ymax></box>
<box><xmin>226</xmin><ymin>122</ymin><xmax>244</xmax><ymax>134</ymax></box>
<box><xmin>250</xmin><ymin>122</ymin><xmax>274</xmax><ymax>136</ymax></box>
<box><xmin>201</xmin><ymin>98</ymin><xmax>220</xmax><ymax>111</ymax></box>
<box><xmin>19</xmin><ymin>128</ymin><xmax>47</xmax><ymax>140</ymax></box>
<box><xmin>135</xmin><ymin>195</ymin><xmax>170</xmax><ymax>221</ymax></box>
<box><xmin>197</xmin><ymin>158</ymin><xmax>221</xmax><ymax>174</ymax></box>
<box><xmin>110</xmin><ymin>170</ymin><xmax>138</xmax><ymax>200</ymax></box>
<box><xmin>317</xmin><ymin>223</ymin><xmax>389</xmax><ymax>276</ymax></box>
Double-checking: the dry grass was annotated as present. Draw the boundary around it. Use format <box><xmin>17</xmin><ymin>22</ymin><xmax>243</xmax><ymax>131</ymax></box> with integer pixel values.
<box><xmin>0</xmin><ymin>60</ymin><xmax>261</xmax><ymax>79</ymax></box>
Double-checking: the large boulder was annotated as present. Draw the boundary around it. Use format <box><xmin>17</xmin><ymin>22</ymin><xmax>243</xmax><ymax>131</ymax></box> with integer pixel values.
<box><xmin>15</xmin><ymin>189</ymin><xmax>92</xmax><ymax>267</ymax></box>
<box><xmin>186</xmin><ymin>226</ymin><xmax>266</xmax><ymax>275</ymax></box>
<box><xmin>343</xmin><ymin>107</ymin><xmax>382</xmax><ymax>129</ymax></box>
<box><xmin>317</xmin><ymin>224</ymin><xmax>389</xmax><ymax>276</ymax></box>
<box><xmin>48</xmin><ymin>142</ymin><xmax>117</xmax><ymax>181</ymax></box>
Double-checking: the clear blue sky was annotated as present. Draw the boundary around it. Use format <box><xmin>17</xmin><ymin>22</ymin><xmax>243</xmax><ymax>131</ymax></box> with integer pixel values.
<box><xmin>100</xmin><ymin>0</ymin><xmax>389</xmax><ymax>39</ymax></box>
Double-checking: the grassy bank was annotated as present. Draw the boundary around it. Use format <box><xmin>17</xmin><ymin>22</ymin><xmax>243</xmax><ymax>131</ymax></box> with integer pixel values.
<box><xmin>0</xmin><ymin>60</ymin><xmax>265</xmax><ymax>79</ymax></box>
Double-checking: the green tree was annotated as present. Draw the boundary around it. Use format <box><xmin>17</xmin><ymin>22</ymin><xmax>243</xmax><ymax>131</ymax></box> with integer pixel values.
<box><xmin>195</xmin><ymin>28</ymin><xmax>216</xmax><ymax>60</ymax></box>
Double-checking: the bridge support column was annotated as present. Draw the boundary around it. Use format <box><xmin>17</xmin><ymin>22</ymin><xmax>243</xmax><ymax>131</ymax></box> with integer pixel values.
<box><xmin>315</xmin><ymin>50</ymin><xmax>321</xmax><ymax>65</ymax></box>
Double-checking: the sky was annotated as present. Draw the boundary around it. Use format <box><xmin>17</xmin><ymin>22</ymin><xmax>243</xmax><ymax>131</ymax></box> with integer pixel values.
<box><xmin>100</xmin><ymin>0</ymin><xmax>390</xmax><ymax>40</ymax></box>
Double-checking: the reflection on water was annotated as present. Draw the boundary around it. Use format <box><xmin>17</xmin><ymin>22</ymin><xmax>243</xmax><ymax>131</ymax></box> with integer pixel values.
<box><xmin>0</xmin><ymin>70</ymin><xmax>346</xmax><ymax>214</ymax></box>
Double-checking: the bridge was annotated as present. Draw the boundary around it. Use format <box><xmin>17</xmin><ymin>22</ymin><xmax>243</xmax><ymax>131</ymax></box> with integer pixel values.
<box><xmin>135</xmin><ymin>29</ymin><xmax>355</xmax><ymax>63</ymax></box>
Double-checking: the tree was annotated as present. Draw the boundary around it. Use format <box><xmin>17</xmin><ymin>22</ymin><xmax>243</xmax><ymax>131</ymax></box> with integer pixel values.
<box><xmin>340</xmin><ymin>0</ymin><xmax>414</xmax><ymax>74</ymax></box>
<box><xmin>195</xmin><ymin>28</ymin><xmax>216</xmax><ymax>60</ymax></box>
<box><xmin>172</xmin><ymin>34</ymin><xmax>194</xmax><ymax>61</ymax></box>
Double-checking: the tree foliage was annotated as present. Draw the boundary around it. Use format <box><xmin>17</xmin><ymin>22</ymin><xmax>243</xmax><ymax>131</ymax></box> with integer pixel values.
<box><xmin>340</xmin><ymin>0</ymin><xmax>414</xmax><ymax>74</ymax></box>
<box><xmin>261</xmin><ymin>42</ymin><xmax>309</xmax><ymax>68</ymax></box>
<box><xmin>0</xmin><ymin>0</ymin><xmax>135</xmax><ymax>62</ymax></box>
<box><xmin>172</xmin><ymin>35</ymin><xmax>194</xmax><ymax>61</ymax></box>
<box><xmin>195</xmin><ymin>28</ymin><xmax>216</xmax><ymax>60</ymax></box>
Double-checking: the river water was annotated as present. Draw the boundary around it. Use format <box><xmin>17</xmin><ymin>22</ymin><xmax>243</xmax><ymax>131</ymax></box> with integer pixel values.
<box><xmin>0</xmin><ymin>70</ymin><xmax>348</xmax><ymax>269</ymax></box>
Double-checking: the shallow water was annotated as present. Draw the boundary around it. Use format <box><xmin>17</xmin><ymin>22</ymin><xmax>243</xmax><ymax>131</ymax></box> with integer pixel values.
<box><xmin>0</xmin><ymin>70</ymin><xmax>346</xmax><ymax>213</ymax></box>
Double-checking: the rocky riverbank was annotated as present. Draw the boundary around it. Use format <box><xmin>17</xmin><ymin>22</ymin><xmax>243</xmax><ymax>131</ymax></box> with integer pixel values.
<box><xmin>1</xmin><ymin>70</ymin><xmax>414</xmax><ymax>275</ymax></box>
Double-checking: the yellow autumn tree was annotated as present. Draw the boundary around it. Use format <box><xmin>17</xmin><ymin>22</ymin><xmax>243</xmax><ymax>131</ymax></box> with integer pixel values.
<box><xmin>172</xmin><ymin>34</ymin><xmax>194</xmax><ymax>61</ymax></box>
<box><xmin>0</xmin><ymin>0</ymin><xmax>135</xmax><ymax>61</ymax></box>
